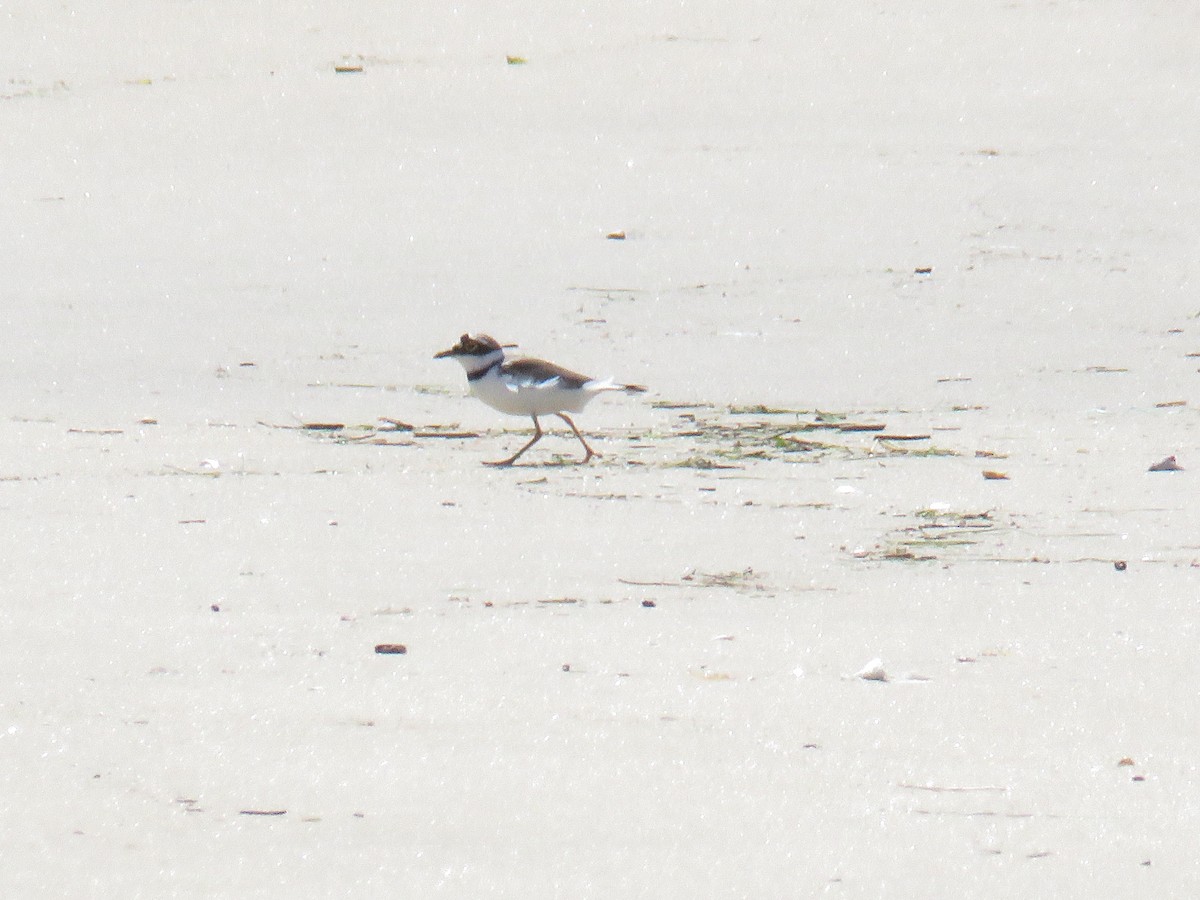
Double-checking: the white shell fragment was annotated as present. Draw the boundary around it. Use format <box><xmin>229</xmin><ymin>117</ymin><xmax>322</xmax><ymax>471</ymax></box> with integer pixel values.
<box><xmin>852</xmin><ymin>658</ymin><xmax>889</xmax><ymax>682</ymax></box>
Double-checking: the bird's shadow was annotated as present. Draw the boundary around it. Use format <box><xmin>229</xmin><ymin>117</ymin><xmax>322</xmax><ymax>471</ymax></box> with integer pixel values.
<box><xmin>486</xmin><ymin>456</ymin><xmax>594</xmax><ymax>469</ymax></box>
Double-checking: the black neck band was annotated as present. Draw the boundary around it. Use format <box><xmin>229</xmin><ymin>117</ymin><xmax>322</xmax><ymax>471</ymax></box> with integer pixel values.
<box><xmin>467</xmin><ymin>362</ymin><xmax>499</xmax><ymax>382</ymax></box>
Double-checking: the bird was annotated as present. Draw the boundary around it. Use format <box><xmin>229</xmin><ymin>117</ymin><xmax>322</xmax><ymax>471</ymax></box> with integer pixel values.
<box><xmin>435</xmin><ymin>333</ymin><xmax>645</xmax><ymax>466</ymax></box>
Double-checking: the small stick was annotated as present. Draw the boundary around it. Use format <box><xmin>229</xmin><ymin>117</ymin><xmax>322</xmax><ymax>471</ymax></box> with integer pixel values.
<box><xmin>897</xmin><ymin>783</ymin><xmax>1008</xmax><ymax>793</ymax></box>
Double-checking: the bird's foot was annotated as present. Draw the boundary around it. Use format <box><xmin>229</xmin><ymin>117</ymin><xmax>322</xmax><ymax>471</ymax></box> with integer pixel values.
<box><xmin>483</xmin><ymin>457</ymin><xmax>518</xmax><ymax>467</ymax></box>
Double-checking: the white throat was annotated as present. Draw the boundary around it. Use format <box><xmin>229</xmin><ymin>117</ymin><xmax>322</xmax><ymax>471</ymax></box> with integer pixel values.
<box><xmin>456</xmin><ymin>347</ymin><xmax>505</xmax><ymax>378</ymax></box>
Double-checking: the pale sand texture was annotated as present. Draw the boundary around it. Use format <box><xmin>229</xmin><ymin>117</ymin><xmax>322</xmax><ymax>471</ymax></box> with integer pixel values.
<box><xmin>3</xmin><ymin>1</ymin><xmax>1199</xmax><ymax>896</ymax></box>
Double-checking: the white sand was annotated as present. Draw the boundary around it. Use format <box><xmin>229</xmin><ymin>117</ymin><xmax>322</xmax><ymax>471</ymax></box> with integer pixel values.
<box><xmin>3</xmin><ymin>2</ymin><xmax>1199</xmax><ymax>896</ymax></box>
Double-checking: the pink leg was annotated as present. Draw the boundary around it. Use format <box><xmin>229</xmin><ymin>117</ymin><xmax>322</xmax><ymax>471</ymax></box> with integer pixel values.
<box><xmin>485</xmin><ymin>416</ymin><xmax>543</xmax><ymax>466</ymax></box>
<box><xmin>557</xmin><ymin>413</ymin><xmax>599</xmax><ymax>463</ymax></box>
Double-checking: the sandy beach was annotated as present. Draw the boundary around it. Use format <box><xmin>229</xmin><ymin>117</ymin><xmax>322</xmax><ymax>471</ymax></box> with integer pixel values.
<box><xmin>3</xmin><ymin>1</ymin><xmax>1199</xmax><ymax>896</ymax></box>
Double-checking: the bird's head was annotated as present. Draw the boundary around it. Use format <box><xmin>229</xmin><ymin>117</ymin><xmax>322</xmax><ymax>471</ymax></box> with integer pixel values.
<box><xmin>434</xmin><ymin>333</ymin><xmax>504</xmax><ymax>360</ymax></box>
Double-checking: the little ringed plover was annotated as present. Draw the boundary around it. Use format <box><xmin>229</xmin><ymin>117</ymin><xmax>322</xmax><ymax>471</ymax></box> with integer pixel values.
<box><xmin>435</xmin><ymin>333</ymin><xmax>645</xmax><ymax>466</ymax></box>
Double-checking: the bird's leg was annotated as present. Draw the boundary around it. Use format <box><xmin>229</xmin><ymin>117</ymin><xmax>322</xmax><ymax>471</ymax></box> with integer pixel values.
<box><xmin>485</xmin><ymin>416</ymin><xmax>543</xmax><ymax>466</ymax></box>
<box><xmin>557</xmin><ymin>413</ymin><xmax>599</xmax><ymax>463</ymax></box>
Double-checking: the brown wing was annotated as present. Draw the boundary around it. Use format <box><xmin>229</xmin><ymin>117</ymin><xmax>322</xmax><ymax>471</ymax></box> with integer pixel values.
<box><xmin>501</xmin><ymin>357</ymin><xmax>594</xmax><ymax>389</ymax></box>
